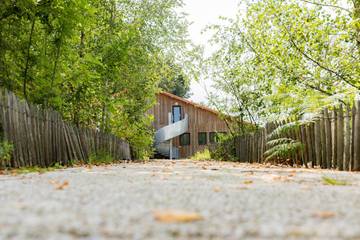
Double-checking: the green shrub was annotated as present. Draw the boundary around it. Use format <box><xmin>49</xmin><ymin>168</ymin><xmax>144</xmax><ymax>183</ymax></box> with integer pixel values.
<box><xmin>191</xmin><ymin>149</ymin><xmax>212</xmax><ymax>161</ymax></box>
<box><xmin>88</xmin><ymin>151</ymin><xmax>115</xmax><ymax>165</ymax></box>
<box><xmin>210</xmin><ymin>134</ymin><xmax>237</xmax><ymax>161</ymax></box>
<box><xmin>0</xmin><ymin>141</ymin><xmax>13</xmax><ymax>166</ymax></box>
<box><xmin>265</xmin><ymin>121</ymin><xmax>307</xmax><ymax>165</ymax></box>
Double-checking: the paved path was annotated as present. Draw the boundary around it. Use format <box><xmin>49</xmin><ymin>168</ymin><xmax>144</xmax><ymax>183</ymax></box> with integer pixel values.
<box><xmin>1</xmin><ymin>160</ymin><xmax>360</xmax><ymax>240</ymax></box>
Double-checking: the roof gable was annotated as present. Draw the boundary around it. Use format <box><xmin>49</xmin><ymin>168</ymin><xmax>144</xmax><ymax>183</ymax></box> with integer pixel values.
<box><xmin>158</xmin><ymin>92</ymin><xmax>221</xmax><ymax>115</ymax></box>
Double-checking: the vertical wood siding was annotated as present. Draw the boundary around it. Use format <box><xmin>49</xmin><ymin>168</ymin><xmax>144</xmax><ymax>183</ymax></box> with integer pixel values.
<box><xmin>148</xmin><ymin>93</ymin><xmax>229</xmax><ymax>158</ymax></box>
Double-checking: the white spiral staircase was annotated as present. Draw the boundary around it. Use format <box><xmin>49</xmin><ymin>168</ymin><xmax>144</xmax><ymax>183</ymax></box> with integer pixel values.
<box><xmin>154</xmin><ymin>113</ymin><xmax>188</xmax><ymax>159</ymax></box>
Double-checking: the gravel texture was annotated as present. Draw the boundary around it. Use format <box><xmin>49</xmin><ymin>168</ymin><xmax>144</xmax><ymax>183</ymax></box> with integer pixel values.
<box><xmin>1</xmin><ymin>160</ymin><xmax>360</xmax><ymax>240</ymax></box>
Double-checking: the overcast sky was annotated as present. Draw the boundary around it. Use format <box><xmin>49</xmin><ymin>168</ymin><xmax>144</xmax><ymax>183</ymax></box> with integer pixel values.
<box><xmin>181</xmin><ymin>0</ymin><xmax>239</xmax><ymax>104</ymax></box>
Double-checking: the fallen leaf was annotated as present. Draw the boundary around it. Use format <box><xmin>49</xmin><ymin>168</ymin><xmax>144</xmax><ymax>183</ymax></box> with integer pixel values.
<box><xmin>55</xmin><ymin>180</ymin><xmax>69</xmax><ymax>190</ymax></box>
<box><xmin>262</xmin><ymin>174</ymin><xmax>289</xmax><ymax>182</ymax></box>
<box><xmin>154</xmin><ymin>210</ymin><xmax>203</xmax><ymax>223</ymax></box>
<box><xmin>213</xmin><ymin>187</ymin><xmax>221</xmax><ymax>192</ymax></box>
<box><xmin>322</xmin><ymin>176</ymin><xmax>349</xmax><ymax>186</ymax></box>
<box><xmin>243</xmin><ymin>180</ymin><xmax>253</xmax><ymax>184</ymax></box>
<box><xmin>312</xmin><ymin>211</ymin><xmax>336</xmax><ymax>219</ymax></box>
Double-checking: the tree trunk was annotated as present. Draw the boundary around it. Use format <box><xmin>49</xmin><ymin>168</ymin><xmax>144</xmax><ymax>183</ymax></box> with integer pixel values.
<box><xmin>23</xmin><ymin>18</ymin><xmax>36</xmax><ymax>100</ymax></box>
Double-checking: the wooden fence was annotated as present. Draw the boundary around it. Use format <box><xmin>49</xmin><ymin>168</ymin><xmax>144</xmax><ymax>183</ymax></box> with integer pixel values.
<box><xmin>0</xmin><ymin>89</ymin><xmax>131</xmax><ymax>168</ymax></box>
<box><xmin>235</xmin><ymin>101</ymin><xmax>360</xmax><ymax>171</ymax></box>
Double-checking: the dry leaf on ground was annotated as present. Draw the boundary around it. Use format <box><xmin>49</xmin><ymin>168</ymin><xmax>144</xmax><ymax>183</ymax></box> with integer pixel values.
<box><xmin>54</xmin><ymin>180</ymin><xmax>69</xmax><ymax>190</ymax></box>
<box><xmin>312</xmin><ymin>211</ymin><xmax>336</xmax><ymax>219</ymax></box>
<box><xmin>262</xmin><ymin>174</ymin><xmax>289</xmax><ymax>182</ymax></box>
<box><xmin>243</xmin><ymin>180</ymin><xmax>253</xmax><ymax>184</ymax></box>
<box><xmin>154</xmin><ymin>210</ymin><xmax>203</xmax><ymax>223</ymax></box>
<box><xmin>213</xmin><ymin>187</ymin><xmax>221</xmax><ymax>192</ymax></box>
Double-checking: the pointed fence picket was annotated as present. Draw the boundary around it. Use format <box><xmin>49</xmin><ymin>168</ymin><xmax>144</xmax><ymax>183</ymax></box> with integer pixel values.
<box><xmin>0</xmin><ymin>89</ymin><xmax>131</xmax><ymax>168</ymax></box>
<box><xmin>234</xmin><ymin>100</ymin><xmax>360</xmax><ymax>171</ymax></box>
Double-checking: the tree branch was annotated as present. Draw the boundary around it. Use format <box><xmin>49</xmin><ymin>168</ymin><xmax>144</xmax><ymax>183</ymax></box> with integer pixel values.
<box><xmin>299</xmin><ymin>0</ymin><xmax>352</xmax><ymax>13</ymax></box>
<box><xmin>283</xmin><ymin>26</ymin><xmax>359</xmax><ymax>89</ymax></box>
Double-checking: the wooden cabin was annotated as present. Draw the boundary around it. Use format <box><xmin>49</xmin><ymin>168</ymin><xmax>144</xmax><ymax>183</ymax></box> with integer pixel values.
<box><xmin>148</xmin><ymin>92</ymin><xmax>229</xmax><ymax>159</ymax></box>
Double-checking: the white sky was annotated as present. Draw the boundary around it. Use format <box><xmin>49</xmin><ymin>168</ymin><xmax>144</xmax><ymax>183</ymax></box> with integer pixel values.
<box><xmin>181</xmin><ymin>0</ymin><xmax>239</xmax><ymax>104</ymax></box>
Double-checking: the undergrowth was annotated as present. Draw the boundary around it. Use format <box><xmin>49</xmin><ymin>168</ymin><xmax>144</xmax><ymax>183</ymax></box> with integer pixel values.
<box><xmin>88</xmin><ymin>151</ymin><xmax>115</xmax><ymax>165</ymax></box>
<box><xmin>191</xmin><ymin>149</ymin><xmax>212</xmax><ymax>161</ymax></box>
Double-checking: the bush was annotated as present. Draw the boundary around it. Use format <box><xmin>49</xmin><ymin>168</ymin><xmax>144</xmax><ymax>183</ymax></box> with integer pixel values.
<box><xmin>210</xmin><ymin>134</ymin><xmax>237</xmax><ymax>161</ymax></box>
<box><xmin>265</xmin><ymin>121</ymin><xmax>305</xmax><ymax>165</ymax></box>
<box><xmin>191</xmin><ymin>149</ymin><xmax>212</xmax><ymax>161</ymax></box>
<box><xmin>0</xmin><ymin>141</ymin><xmax>13</xmax><ymax>166</ymax></box>
<box><xmin>88</xmin><ymin>151</ymin><xmax>115</xmax><ymax>165</ymax></box>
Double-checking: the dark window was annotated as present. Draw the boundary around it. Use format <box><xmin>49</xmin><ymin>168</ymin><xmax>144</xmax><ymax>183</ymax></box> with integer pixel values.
<box><xmin>209</xmin><ymin>132</ymin><xmax>217</xmax><ymax>143</ymax></box>
<box><xmin>172</xmin><ymin>105</ymin><xmax>182</xmax><ymax>123</ymax></box>
<box><xmin>198</xmin><ymin>132</ymin><xmax>207</xmax><ymax>145</ymax></box>
<box><xmin>180</xmin><ymin>133</ymin><xmax>190</xmax><ymax>146</ymax></box>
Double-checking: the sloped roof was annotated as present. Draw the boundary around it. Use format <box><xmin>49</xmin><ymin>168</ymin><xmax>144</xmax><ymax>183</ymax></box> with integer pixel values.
<box><xmin>159</xmin><ymin>92</ymin><xmax>221</xmax><ymax>115</ymax></box>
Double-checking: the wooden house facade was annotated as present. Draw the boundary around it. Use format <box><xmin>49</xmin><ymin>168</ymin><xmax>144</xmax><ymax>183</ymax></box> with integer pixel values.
<box><xmin>148</xmin><ymin>92</ymin><xmax>229</xmax><ymax>159</ymax></box>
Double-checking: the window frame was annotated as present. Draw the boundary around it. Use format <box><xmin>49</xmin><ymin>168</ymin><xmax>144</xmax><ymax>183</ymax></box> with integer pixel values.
<box><xmin>209</xmin><ymin>132</ymin><xmax>217</xmax><ymax>144</ymax></box>
<box><xmin>180</xmin><ymin>133</ymin><xmax>190</xmax><ymax>146</ymax></box>
<box><xmin>172</xmin><ymin>105</ymin><xmax>182</xmax><ymax>123</ymax></box>
<box><xmin>198</xmin><ymin>132</ymin><xmax>207</xmax><ymax>145</ymax></box>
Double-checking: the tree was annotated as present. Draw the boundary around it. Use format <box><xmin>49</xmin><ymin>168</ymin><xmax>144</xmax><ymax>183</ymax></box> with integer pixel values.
<box><xmin>0</xmin><ymin>0</ymin><xmax>197</xmax><ymax>158</ymax></box>
<box><xmin>159</xmin><ymin>63</ymin><xmax>191</xmax><ymax>98</ymax></box>
<box><xmin>207</xmin><ymin>0</ymin><xmax>360</xmax><ymax>126</ymax></box>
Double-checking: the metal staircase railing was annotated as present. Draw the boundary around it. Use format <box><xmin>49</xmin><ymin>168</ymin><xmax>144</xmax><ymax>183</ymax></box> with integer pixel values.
<box><xmin>154</xmin><ymin>113</ymin><xmax>188</xmax><ymax>159</ymax></box>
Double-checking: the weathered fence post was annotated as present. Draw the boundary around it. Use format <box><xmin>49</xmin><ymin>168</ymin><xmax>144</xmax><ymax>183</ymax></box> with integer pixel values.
<box><xmin>300</xmin><ymin>125</ymin><xmax>308</xmax><ymax>168</ymax></box>
<box><xmin>0</xmin><ymin>88</ymin><xmax>131</xmax><ymax>168</ymax></box>
<box><xmin>324</xmin><ymin>108</ymin><xmax>332</xmax><ymax>169</ymax></box>
<box><xmin>319</xmin><ymin>111</ymin><xmax>327</xmax><ymax>169</ymax></box>
<box><xmin>353</xmin><ymin>100</ymin><xmax>360</xmax><ymax>171</ymax></box>
<box><xmin>314</xmin><ymin>118</ymin><xmax>322</xmax><ymax>167</ymax></box>
<box><xmin>305</xmin><ymin>124</ymin><xmax>313</xmax><ymax>167</ymax></box>
<box><xmin>344</xmin><ymin>106</ymin><xmax>351</xmax><ymax>171</ymax></box>
<box><xmin>337</xmin><ymin>105</ymin><xmax>344</xmax><ymax>170</ymax></box>
<box><xmin>331</xmin><ymin>108</ymin><xmax>337</xmax><ymax>169</ymax></box>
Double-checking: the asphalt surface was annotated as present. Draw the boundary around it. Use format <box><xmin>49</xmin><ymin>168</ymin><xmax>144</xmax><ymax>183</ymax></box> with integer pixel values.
<box><xmin>1</xmin><ymin>160</ymin><xmax>360</xmax><ymax>240</ymax></box>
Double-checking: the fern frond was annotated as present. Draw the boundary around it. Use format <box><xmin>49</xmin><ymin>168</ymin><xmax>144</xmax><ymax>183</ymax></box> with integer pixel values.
<box><xmin>264</xmin><ymin>141</ymin><xmax>304</xmax><ymax>162</ymax></box>
<box><xmin>266</xmin><ymin>138</ymin><xmax>293</xmax><ymax>148</ymax></box>
<box><xmin>267</xmin><ymin>122</ymin><xmax>301</xmax><ymax>140</ymax></box>
<box><xmin>267</xmin><ymin>119</ymin><xmax>315</xmax><ymax>140</ymax></box>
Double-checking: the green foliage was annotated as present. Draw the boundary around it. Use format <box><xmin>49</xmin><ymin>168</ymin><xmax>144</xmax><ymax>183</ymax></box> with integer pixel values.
<box><xmin>206</xmin><ymin>0</ymin><xmax>360</xmax><ymax>123</ymax></box>
<box><xmin>0</xmin><ymin>0</ymin><xmax>198</xmax><ymax>158</ymax></box>
<box><xmin>191</xmin><ymin>149</ymin><xmax>212</xmax><ymax>161</ymax></box>
<box><xmin>266</xmin><ymin>138</ymin><xmax>296</xmax><ymax>148</ymax></box>
<box><xmin>159</xmin><ymin>63</ymin><xmax>191</xmax><ymax>98</ymax></box>
<box><xmin>264</xmin><ymin>140</ymin><xmax>304</xmax><ymax>163</ymax></box>
<box><xmin>267</xmin><ymin>121</ymin><xmax>302</xmax><ymax>140</ymax></box>
<box><xmin>210</xmin><ymin>134</ymin><xmax>237</xmax><ymax>161</ymax></box>
<box><xmin>322</xmin><ymin>176</ymin><xmax>350</xmax><ymax>186</ymax></box>
<box><xmin>8</xmin><ymin>163</ymin><xmax>64</xmax><ymax>174</ymax></box>
<box><xmin>88</xmin><ymin>151</ymin><xmax>114</xmax><ymax>165</ymax></box>
<box><xmin>0</xmin><ymin>141</ymin><xmax>13</xmax><ymax>166</ymax></box>
<box><xmin>264</xmin><ymin>121</ymin><xmax>304</xmax><ymax>164</ymax></box>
